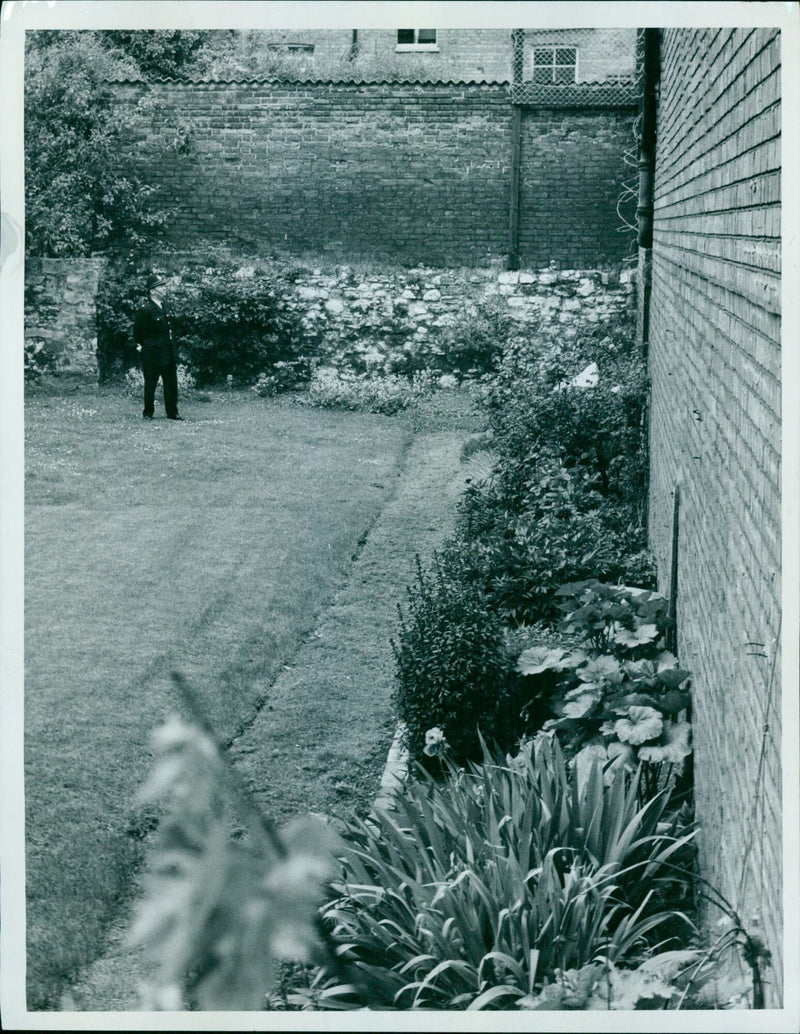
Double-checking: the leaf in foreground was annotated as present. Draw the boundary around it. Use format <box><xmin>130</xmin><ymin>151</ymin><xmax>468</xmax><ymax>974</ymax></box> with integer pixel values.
<box><xmin>128</xmin><ymin>715</ymin><xmax>342</xmax><ymax>1010</ymax></box>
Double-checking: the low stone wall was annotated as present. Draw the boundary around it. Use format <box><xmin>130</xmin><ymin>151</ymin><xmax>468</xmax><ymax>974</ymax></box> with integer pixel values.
<box><xmin>25</xmin><ymin>258</ymin><xmax>105</xmax><ymax>379</ymax></box>
<box><xmin>279</xmin><ymin>261</ymin><xmax>635</xmax><ymax>374</ymax></box>
<box><xmin>25</xmin><ymin>256</ymin><xmax>636</xmax><ymax>380</ymax></box>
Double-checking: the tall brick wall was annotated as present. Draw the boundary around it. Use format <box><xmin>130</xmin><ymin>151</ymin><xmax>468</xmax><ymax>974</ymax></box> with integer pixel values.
<box><xmin>646</xmin><ymin>28</ymin><xmax>781</xmax><ymax>1001</ymax></box>
<box><xmin>519</xmin><ymin>109</ymin><xmax>636</xmax><ymax>267</ymax></box>
<box><xmin>115</xmin><ymin>79</ymin><xmax>635</xmax><ymax>269</ymax></box>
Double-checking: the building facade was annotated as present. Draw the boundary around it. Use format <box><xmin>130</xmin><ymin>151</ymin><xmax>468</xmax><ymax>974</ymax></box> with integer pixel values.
<box><xmin>642</xmin><ymin>26</ymin><xmax>782</xmax><ymax>1003</ymax></box>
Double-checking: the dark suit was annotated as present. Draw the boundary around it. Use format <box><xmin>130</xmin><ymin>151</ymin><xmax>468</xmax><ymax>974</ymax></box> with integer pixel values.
<box><xmin>133</xmin><ymin>299</ymin><xmax>180</xmax><ymax>418</ymax></box>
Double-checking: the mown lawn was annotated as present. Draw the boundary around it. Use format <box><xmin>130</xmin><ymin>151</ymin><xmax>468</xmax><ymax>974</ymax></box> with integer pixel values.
<box><xmin>24</xmin><ymin>386</ymin><xmax>412</xmax><ymax>1010</ymax></box>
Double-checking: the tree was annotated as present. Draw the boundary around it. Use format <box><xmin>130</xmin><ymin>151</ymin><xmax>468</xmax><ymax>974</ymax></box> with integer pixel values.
<box><xmin>25</xmin><ymin>31</ymin><xmax>166</xmax><ymax>256</ymax></box>
<box><xmin>95</xmin><ymin>30</ymin><xmax>237</xmax><ymax>80</ymax></box>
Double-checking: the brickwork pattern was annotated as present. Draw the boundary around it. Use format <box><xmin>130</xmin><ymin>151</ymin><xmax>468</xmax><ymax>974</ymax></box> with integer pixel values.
<box><xmin>518</xmin><ymin>109</ymin><xmax>637</xmax><ymax>267</ymax></box>
<box><xmin>646</xmin><ymin>27</ymin><xmax>781</xmax><ymax>1001</ymax></box>
<box><xmin>220</xmin><ymin>28</ymin><xmax>514</xmax><ymax>82</ymax></box>
<box><xmin>115</xmin><ymin>80</ymin><xmax>635</xmax><ymax>269</ymax></box>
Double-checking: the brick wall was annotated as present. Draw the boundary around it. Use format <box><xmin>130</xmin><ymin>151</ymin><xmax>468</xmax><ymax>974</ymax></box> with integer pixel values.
<box><xmin>115</xmin><ymin>79</ymin><xmax>635</xmax><ymax>269</ymax></box>
<box><xmin>518</xmin><ymin>109</ymin><xmax>637</xmax><ymax>267</ymax></box>
<box><xmin>522</xmin><ymin>27</ymin><xmax>637</xmax><ymax>83</ymax></box>
<box><xmin>236</xmin><ymin>28</ymin><xmax>636</xmax><ymax>84</ymax></box>
<box><xmin>646</xmin><ymin>28</ymin><xmax>781</xmax><ymax>1001</ymax></box>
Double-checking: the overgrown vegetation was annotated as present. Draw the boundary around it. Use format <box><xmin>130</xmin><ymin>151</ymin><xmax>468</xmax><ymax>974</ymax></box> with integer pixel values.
<box><xmin>129</xmin><ymin>710</ymin><xmax>755</xmax><ymax>1012</ymax></box>
<box><xmin>108</xmin><ymin>305</ymin><xmax>774</xmax><ymax>1011</ymax></box>
<box><xmin>95</xmin><ymin>254</ymin><xmax>308</xmax><ymax>387</ymax></box>
<box><xmin>25</xmin><ymin>33</ymin><xmax>167</xmax><ymax>257</ymax></box>
<box><xmin>286</xmin><ymin>736</ymin><xmax>695</xmax><ymax>1010</ymax></box>
<box><xmin>393</xmin><ymin>313</ymin><xmax>658</xmax><ymax>766</ymax></box>
<box><xmin>391</xmin><ymin>555</ymin><xmax>526</xmax><ymax>764</ymax></box>
<box><xmin>305</xmin><ymin>368</ymin><xmax>434</xmax><ymax>415</ymax></box>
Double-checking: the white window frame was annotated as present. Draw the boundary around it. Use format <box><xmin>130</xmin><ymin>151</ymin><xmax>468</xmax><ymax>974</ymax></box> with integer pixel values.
<box><xmin>266</xmin><ymin>43</ymin><xmax>315</xmax><ymax>55</ymax></box>
<box><xmin>531</xmin><ymin>45</ymin><xmax>579</xmax><ymax>84</ymax></box>
<box><xmin>395</xmin><ymin>29</ymin><xmax>439</xmax><ymax>53</ymax></box>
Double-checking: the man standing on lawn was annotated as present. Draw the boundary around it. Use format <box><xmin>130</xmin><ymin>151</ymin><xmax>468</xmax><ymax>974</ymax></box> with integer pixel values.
<box><xmin>133</xmin><ymin>273</ymin><xmax>183</xmax><ymax>420</ymax></box>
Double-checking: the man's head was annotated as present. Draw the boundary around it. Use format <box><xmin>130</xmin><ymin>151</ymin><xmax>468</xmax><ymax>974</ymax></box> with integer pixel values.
<box><xmin>146</xmin><ymin>273</ymin><xmax>166</xmax><ymax>304</ymax></box>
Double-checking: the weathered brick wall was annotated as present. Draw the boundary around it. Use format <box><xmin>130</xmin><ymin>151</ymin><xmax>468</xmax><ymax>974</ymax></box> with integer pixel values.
<box><xmin>115</xmin><ymin>79</ymin><xmax>635</xmax><ymax>269</ymax></box>
<box><xmin>184</xmin><ymin>28</ymin><xmax>636</xmax><ymax>86</ymax></box>
<box><xmin>25</xmin><ymin>258</ymin><xmax>104</xmax><ymax>378</ymax></box>
<box><xmin>646</xmin><ymin>27</ymin><xmax>781</xmax><ymax>1000</ymax></box>
<box><xmin>225</xmin><ymin>28</ymin><xmax>514</xmax><ymax>81</ymax></box>
<box><xmin>518</xmin><ymin>109</ymin><xmax>637</xmax><ymax>267</ymax></box>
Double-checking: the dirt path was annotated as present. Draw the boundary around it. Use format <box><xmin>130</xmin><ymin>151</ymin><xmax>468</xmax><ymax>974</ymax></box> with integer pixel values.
<box><xmin>62</xmin><ymin>422</ymin><xmax>478</xmax><ymax>1010</ymax></box>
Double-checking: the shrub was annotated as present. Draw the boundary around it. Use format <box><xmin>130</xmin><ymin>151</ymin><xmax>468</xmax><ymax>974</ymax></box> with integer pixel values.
<box><xmin>454</xmin><ymin>449</ymin><xmax>655</xmax><ymax>626</ymax></box>
<box><xmin>306</xmin><ymin>367</ymin><xmax>434</xmax><ymax>415</ymax></box>
<box><xmin>96</xmin><ymin>258</ymin><xmax>310</xmax><ymax>387</ymax></box>
<box><xmin>434</xmin><ymin>299</ymin><xmax>513</xmax><ymax>379</ymax></box>
<box><xmin>287</xmin><ymin>736</ymin><xmax>695</xmax><ymax>1010</ymax></box>
<box><xmin>392</xmin><ymin>555</ymin><xmax>529</xmax><ymax>764</ymax></box>
<box><xmin>95</xmin><ymin>256</ymin><xmax>152</xmax><ymax>382</ymax></box>
<box><xmin>24</xmin><ymin>341</ymin><xmax>59</xmax><ymax>384</ymax></box>
<box><xmin>484</xmin><ymin>313</ymin><xmax>648</xmax><ymax>508</ymax></box>
<box><xmin>171</xmin><ymin>268</ymin><xmax>308</xmax><ymax>387</ymax></box>
<box><xmin>25</xmin><ymin>33</ymin><xmax>167</xmax><ymax>257</ymax></box>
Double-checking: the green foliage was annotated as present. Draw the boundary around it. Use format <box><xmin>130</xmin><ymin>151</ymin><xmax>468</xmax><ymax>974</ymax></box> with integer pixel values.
<box><xmin>392</xmin><ymin>555</ymin><xmax>525</xmax><ymax>764</ymax></box>
<box><xmin>455</xmin><ymin>448</ymin><xmax>653</xmax><ymax>625</ymax></box>
<box><xmin>287</xmin><ymin>736</ymin><xmax>695</xmax><ymax>1010</ymax></box>
<box><xmin>170</xmin><ymin>267</ymin><xmax>308</xmax><ymax>387</ymax></box>
<box><xmin>129</xmin><ymin>709</ymin><xmax>343</xmax><ymax>1010</ymax></box>
<box><xmin>434</xmin><ymin>313</ymin><xmax>655</xmax><ymax>625</ymax></box>
<box><xmin>95</xmin><ymin>30</ymin><xmax>232</xmax><ymax>79</ymax></box>
<box><xmin>24</xmin><ymin>341</ymin><xmax>59</xmax><ymax>384</ymax></box>
<box><xmin>306</xmin><ymin>367</ymin><xmax>434</xmax><ymax>415</ymax></box>
<box><xmin>25</xmin><ymin>32</ymin><xmax>167</xmax><ymax>257</ymax></box>
<box><xmin>95</xmin><ymin>255</ymin><xmax>152</xmax><ymax>381</ymax></box>
<box><xmin>484</xmin><ymin>313</ymin><xmax>648</xmax><ymax>507</ymax></box>
<box><xmin>95</xmin><ymin>257</ymin><xmax>310</xmax><ymax>387</ymax></box>
<box><xmin>434</xmin><ymin>299</ymin><xmax>512</xmax><ymax>379</ymax></box>
<box><xmin>517</xmin><ymin>581</ymin><xmax>692</xmax><ymax>800</ymax></box>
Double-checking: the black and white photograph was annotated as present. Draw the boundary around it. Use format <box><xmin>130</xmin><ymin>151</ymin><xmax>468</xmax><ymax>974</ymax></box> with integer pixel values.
<box><xmin>1</xmin><ymin>1</ymin><xmax>798</xmax><ymax>1029</ymax></box>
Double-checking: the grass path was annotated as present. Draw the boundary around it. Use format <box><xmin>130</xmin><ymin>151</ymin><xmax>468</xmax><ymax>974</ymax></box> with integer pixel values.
<box><xmin>24</xmin><ymin>385</ymin><xmax>482</xmax><ymax>1011</ymax></box>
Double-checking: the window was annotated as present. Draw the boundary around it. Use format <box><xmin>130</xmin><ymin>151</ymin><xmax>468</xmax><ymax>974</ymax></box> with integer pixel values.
<box><xmin>396</xmin><ymin>29</ymin><xmax>439</xmax><ymax>51</ymax></box>
<box><xmin>266</xmin><ymin>43</ymin><xmax>315</xmax><ymax>54</ymax></box>
<box><xmin>532</xmin><ymin>46</ymin><xmax>578</xmax><ymax>84</ymax></box>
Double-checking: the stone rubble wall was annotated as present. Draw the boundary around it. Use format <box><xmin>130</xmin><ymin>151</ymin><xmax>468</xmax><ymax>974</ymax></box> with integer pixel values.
<box><xmin>26</xmin><ymin>257</ymin><xmax>636</xmax><ymax>379</ymax></box>
<box><xmin>25</xmin><ymin>258</ymin><xmax>105</xmax><ymax>379</ymax></box>
<box><xmin>277</xmin><ymin>261</ymin><xmax>635</xmax><ymax>373</ymax></box>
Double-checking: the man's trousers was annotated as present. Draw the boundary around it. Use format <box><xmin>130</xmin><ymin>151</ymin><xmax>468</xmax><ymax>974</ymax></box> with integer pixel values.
<box><xmin>142</xmin><ymin>362</ymin><xmax>179</xmax><ymax>418</ymax></box>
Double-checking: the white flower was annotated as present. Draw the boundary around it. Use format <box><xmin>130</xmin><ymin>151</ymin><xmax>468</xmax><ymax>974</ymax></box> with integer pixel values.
<box><xmin>614</xmin><ymin>706</ymin><xmax>663</xmax><ymax>745</ymax></box>
<box><xmin>423</xmin><ymin>727</ymin><xmax>449</xmax><ymax>757</ymax></box>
